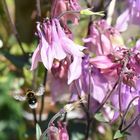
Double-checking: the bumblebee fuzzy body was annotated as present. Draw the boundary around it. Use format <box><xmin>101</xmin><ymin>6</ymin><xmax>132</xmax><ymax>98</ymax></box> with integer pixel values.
<box><xmin>26</xmin><ymin>90</ymin><xmax>38</xmax><ymax>109</ymax></box>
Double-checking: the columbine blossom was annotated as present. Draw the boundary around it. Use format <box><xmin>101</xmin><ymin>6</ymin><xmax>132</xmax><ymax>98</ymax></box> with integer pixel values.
<box><xmin>82</xmin><ymin>19</ymin><xmax>140</xmax><ymax>119</ymax></box>
<box><xmin>90</xmin><ymin>40</ymin><xmax>140</xmax><ymax>115</ymax></box>
<box><xmin>83</xmin><ymin>20</ymin><xmax>124</xmax><ymax>55</ymax></box>
<box><xmin>46</xmin><ymin>122</ymin><xmax>69</xmax><ymax>140</ymax></box>
<box><xmin>116</xmin><ymin>0</ymin><xmax>140</xmax><ymax>32</ymax></box>
<box><xmin>51</xmin><ymin>0</ymin><xmax>81</xmax><ymax>24</ymax></box>
<box><xmin>31</xmin><ymin>18</ymin><xmax>85</xmax><ymax>84</ymax></box>
<box><xmin>58</xmin><ymin>122</ymin><xmax>69</xmax><ymax>140</ymax></box>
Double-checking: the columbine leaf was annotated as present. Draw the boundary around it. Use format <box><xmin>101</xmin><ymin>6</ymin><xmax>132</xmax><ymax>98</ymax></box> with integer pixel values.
<box><xmin>80</xmin><ymin>9</ymin><xmax>94</xmax><ymax>15</ymax></box>
<box><xmin>36</xmin><ymin>123</ymin><xmax>42</xmax><ymax>140</ymax></box>
<box><xmin>80</xmin><ymin>9</ymin><xmax>104</xmax><ymax>16</ymax></box>
<box><xmin>94</xmin><ymin>113</ymin><xmax>107</xmax><ymax>122</ymax></box>
<box><xmin>113</xmin><ymin>130</ymin><xmax>124</xmax><ymax>139</ymax></box>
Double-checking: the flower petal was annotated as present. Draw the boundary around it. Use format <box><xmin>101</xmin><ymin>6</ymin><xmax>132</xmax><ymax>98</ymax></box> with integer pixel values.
<box><xmin>68</xmin><ymin>56</ymin><xmax>82</xmax><ymax>84</ymax></box>
<box><xmin>51</xmin><ymin>20</ymin><xmax>66</xmax><ymax>60</ymax></box>
<box><xmin>30</xmin><ymin>45</ymin><xmax>41</xmax><ymax>70</ymax></box>
<box><xmin>90</xmin><ymin>56</ymin><xmax>114</xmax><ymax>69</ymax></box>
<box><xmin>41</xmin><ymin>43</ymin><xmax>54</xmax><ymax>70</ymax></box>
<box><xmin>115</xmin><ymin>9</ymin><xmax>130</xmax><ymax>32</ymax></box>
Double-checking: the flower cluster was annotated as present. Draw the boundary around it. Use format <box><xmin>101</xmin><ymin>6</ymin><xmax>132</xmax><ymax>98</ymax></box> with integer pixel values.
<box><xmin>30</xmin><ymin>0</ymin><xmax>140</xmax><ymax>139</ymax></box>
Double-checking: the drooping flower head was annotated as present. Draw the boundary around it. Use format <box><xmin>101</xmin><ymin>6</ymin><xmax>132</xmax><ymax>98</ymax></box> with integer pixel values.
<box><xmin>83</xmin><ymin>20</ymin><xmax>124</xmax><ymax>55</ymax></box>
<box><xmin>43</xmin><ymin>122</ymin><xmax>69</xmax><ymax>140</ymax></box>
<box><xmin>31</xmin><ymin>18</ymin><xmax>85</xmax><ymax>84</ymax></box>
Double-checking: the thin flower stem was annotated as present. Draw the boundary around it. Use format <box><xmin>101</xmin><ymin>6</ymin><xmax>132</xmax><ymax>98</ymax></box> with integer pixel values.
<box><xmin>84</xmin><ymin>0</ymin><xmax>91</xmax><ymax>8</ymax></box>
<box><xmin>121</xmin><ymin>113</ymin><xmax>140</xmax><ymax>133</ymax></box>
<box><xmin>39</xmin><ymin>126</ymin><xmax>58</xmax><ymax>140</ymax></box>
<box><xmin>118</xmin><ymin>80</ymin><xmax>122</xmax><ymax>117</ymax></box>
<box><xmin>85</xmin><ymin>66</ymin><xmax>92</xmax><ymax>140</ymax></box>
<box><xmin>119</xmin><ymin>96</ymin><xmax>140</xmax><ymax>130</ymax></box>
<box><xmin>36</xmin><ymin>0</ymin><xmax>41</xmax><ymax>20</ymax></box>
<box><xmin>2</xmin><ymin>0</ymin><xmax>26</xmax><ymax>55</ymax></box>
<box><xmin>57</xmin><ymin>10</ymin><xmax>80</xmax><ymax>20</ymax></box>
<box><xmin>104</xmin><ymin>0</ymin><xmax>112</xmax><ymax>10</ymax></box>
<box><xmin>88</xmin><ymin>66</ymin><xmax>91</xmax><ymax>110</ymax></box>
<box><xmin>39</xmin><ymin>69</ymin><xmax>47</xmax><ymax>122</ymax></box>
<box><xmin>74</xmin><ymin>81</ymin><xmax>88</xmax><ymax>115</ymax></box>
<box><xmin>85</xmin><ymin>116</ymin><xmax>91</xmax><ymax>140</ymax></box>
<box><xmin>97</xmin><ymin>27</ymin><xmax>104</xmax><ymax>55</ymax></box>
<box><xmin>74</xmin><ymin>80</ymin><xmax>91</xmax><ymax>140</ymax></box>
<box><xmin>48</xmin><ymin>109</ymin><xmax>66</xmax><ymax>127</ymax></box>
<box><xmin>32</xmin><ymin>109</ymin><xmax>37</xmax><ymax>125</ymax></box>
<box><xmin>32</xmin><ymin>69</ymin><xmax>38</xmax><ymax>90</ymax></box>
<box><xmin>95</xmin><ymin>77</ymin><xmax>120</xmax><ymax>113</ymax></box>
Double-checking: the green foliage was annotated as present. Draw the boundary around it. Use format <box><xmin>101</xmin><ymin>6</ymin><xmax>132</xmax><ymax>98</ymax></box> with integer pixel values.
<box><xmin>94</xmin><ymin>113</ymin><xmax>107</xmax><ymax>123</ymax></box>
<box><xmin>0</xmin><ymin>74</ymin><xmax>26</xmax><ymax>140</ymax></box>
<box><xmin>113</xmin><ymin>130</ymin><xmax>125</xmax><ymax>139</ymax></box>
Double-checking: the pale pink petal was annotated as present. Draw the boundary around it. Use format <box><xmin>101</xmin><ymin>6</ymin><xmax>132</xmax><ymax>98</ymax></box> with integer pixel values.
<box><xmin>68</xmin><ymin>57</ymin><xmax>82</xmax><ymax>84</ymax></box>
<box><xmin>55</xmin><ymin>19</ymin><xmax>85</xmax><ymax>57</ymax></box>
<box><xmin>51</xmin><ymin>21</ymin><xmax>66</xmax><ymax>60</ymax></box>
<box><xmin>90</xmin><ymin>56</ymin><xmax>114</xmax><ymax>69</ymax></box>
<box><xmin>51</xmin><ymin>0</ymin><xmax>67</xmax><ymax>18</ymax></box>
<box><xmin>30</xmin><ymin>45</ymin><xmax>41</xmax><ymax>70</ymax></box>
<box><xmin>92</xmin><ymin>84</ymin><xmax>106</xmax><ymax>103</ymax></box>
<box><xmin>100</xmin><ymin>34</ymin><xmax>112</xmax><ymax>55</ymax></box>
<box><xmin>41</xmin><ymin>44</ymin><xmax>54</xmax><ymax>70</ymax></box>
<box><xmin>61</xmin><ymin>38</ymin><xmax>85</xmax><ymax>57</ymax></box>
<box><xmin>135</xmin><ymin>39</ymin><xmax>140</xmax><ymax>50</ymax></box>
<box><xmin>83</xmin><ymin>37</ymin><xmax>93</xmax><ymax>43</ymax></box>
<box><xmin>127</xmin><ymin>124</ymin><xmax>140</xmax><ymax>140</ymax></box>
<box><xmin>115</xmin><ymin>9</ymin><xmax>130</xmax><ymax>32</ymax></box>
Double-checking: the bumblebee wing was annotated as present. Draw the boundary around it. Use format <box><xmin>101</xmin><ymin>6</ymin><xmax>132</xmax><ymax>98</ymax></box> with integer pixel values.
<box><xmin>13</xmin><ymin>94</ymin><xmax>26</xmax><ymax>101</ymax></box>
<box><xmin>36</xmin><ymin>85</ymin><xmax>45</xmax><ymax>96</ymax></box>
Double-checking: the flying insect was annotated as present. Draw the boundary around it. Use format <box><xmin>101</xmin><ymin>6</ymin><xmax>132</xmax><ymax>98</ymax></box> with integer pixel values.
<box><xmin>13</xmin><ymin>85</ymin><xmax>45</xmax><ymax>109</ymax></box>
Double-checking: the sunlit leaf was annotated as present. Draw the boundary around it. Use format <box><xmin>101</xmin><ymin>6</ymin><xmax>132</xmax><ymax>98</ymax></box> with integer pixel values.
<box><xmin>113</xmin><ymin>130</ymin><xmax>124</xmax><ymax>139</ymax></box>
<box><xmin>80</xmin><ymin>9</ymin><xmax>104</xmax><ymax>16</ymax></box>
<box><xmin>36</xmin><ymin>123</ymin><xmax>42</xmax><ymax>140</ymax></box>
<box><xmin>94</xmin><ymin>113</ymin><xmax>107</xmax><ymax>122</ymax></box>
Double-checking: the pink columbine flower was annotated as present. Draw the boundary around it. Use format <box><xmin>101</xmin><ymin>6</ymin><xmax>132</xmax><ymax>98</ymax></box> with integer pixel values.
<box><xmin>31</xmin><ymin>18</ymin><xmax>85</xmax><ymax>84</ymax></box>
<box><xmin>89</xmin><ymin>40</ymin><xmax>140</xmax><ymax>119</ymax></box>
<box><xmin>47</xmin><ymin>122</ymin><xmax>69</xmax><ymax>140</ymax></box>
<box><xmin>83</xmin><ymin>20</ymin><xmax>124</xmax><ymax>55</ymax></box>
<box><xmin>58</xmin><ymin>122</ymin><xmax>69</xmax><ymax>140</ymax></box>
<box><xmin>51</xmin><ymin>0</ymin><xmax>81</xmax><ymax>24</ymax></box>
<box><xmin>116</xmin><ymin>0</ymin><xmax>140</xmax><ymax>32</ymax></box>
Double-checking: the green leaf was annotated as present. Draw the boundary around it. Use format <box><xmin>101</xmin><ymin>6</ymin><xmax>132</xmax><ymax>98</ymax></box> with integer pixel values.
<box><xmin>94</xmin><ymin>113</ymin><xmax>107</xmax><ymax>122</ymax></box>
<box><xmin>113</xmin><ymin>130</ymin><xmax>124</xmax><ymax>139</ymax></box>
<box><xmin>80</xmin><ymin>9</ymin><xmax>104</xmax><ymax>16</ymax></box>
<box><xmin>80</xmin><ymin>9</ymin><xmax>94</xmax><ymax>15</ymax></box>
<box><xmin>36</xmin><ymin>123</ymin><xmax>42</xmax><ymax>140</ymax></box>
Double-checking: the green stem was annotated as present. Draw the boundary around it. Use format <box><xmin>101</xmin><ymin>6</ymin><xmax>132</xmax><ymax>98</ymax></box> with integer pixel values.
<box><xmin>2</xmin><ymin>0</ymin><xmax>26</xmax><ymax>55</ymax></box>
<box><xmin>39</xmin><ymin>69</ymin><xmax>47</xmax><ymax>122</ymax></box>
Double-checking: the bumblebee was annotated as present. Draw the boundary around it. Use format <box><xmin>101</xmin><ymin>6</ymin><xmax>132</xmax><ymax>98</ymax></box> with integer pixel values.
<box><xmin>13</xmin><ymin>85</ymin><xmax>45</xmax><ymax>109</ymax></box>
